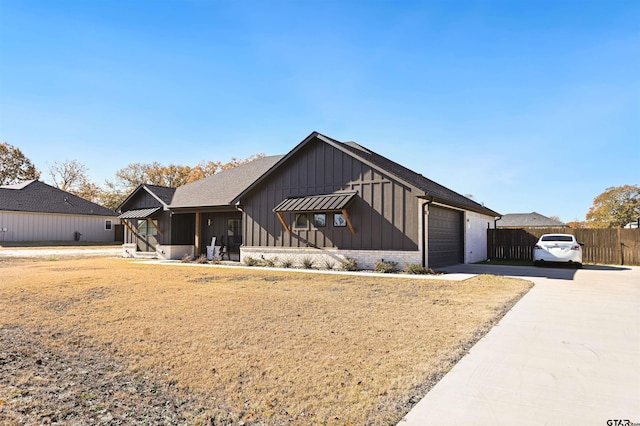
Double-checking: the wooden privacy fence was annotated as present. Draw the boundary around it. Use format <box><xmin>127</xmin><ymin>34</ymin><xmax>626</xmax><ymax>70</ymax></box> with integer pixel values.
<box><xmin>488</xmin><ymin>227</ymin><xmax>640</xmax><ymax>266</ymax></box>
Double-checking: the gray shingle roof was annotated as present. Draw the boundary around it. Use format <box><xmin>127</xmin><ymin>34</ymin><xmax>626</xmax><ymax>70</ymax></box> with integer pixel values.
<box><xmin>170</xmin><ymin>155</ymin><xmax>284</xmax><ymax>208</ymax></box>
<box><xmin>336</xmin><ymin>140</ymin><xmax>500</xmax><ymax>217</ymax></box>
<box><xmin>497</xmin><ymin>212</ymin><xmax>566</xmax><ymax>228</ymax></box>
<box><xmin>238</xmin><ymin>132</ymin><xmax>499</xmax><ymax>217</ymax></box>
<box><xmin>0</xmin><ymin>180</ymin><xmax>116</xmax><ymax>216</ymax></box>
<box><xmin>144</xmin><ymin>185</ymin><xmax>176</xmax><ymax>205</ymax></box>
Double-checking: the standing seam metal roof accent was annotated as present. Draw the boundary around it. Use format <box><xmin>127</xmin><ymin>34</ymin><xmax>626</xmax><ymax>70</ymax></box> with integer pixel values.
<box><xmin>273</xmin><ymin>192</ymin><xmax>357</xmax><ymax>212</ymax></box>
<box><xmin>118</xmin><ymin>207</ymin><xmax>162</xmax><ymax>219</ymax></box>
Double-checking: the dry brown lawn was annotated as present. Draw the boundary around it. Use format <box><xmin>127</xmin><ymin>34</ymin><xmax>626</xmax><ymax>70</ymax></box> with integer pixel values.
<box><xmin>0</xmin><ymin>257</ymin><xmax>532</xmax><ymax>425</ymax></box>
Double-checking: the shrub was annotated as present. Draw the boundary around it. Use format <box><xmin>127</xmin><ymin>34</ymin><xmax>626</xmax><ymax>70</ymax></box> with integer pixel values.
<box><xmin>280</xmin><ymin>258</ymin><xmax>293</xmax><ymax>268</ymax></box>
<box><xmin>195</xmin><ymin>254</ymin><xmax>209</xmax><ymax>264</ymax></box>
<box><xmin>261</xmin><ymin>257</ymin><xmax>277</xmax><ymax>267</ymax></box>
<box><xmin>181</xmin><ymin>254</ymin><xmax>193</xmax><ymax>263</ymax></box>
<box><xmin>374</xmin><ymin>260</ymin><xmax>398</xmax><ymax>273</ymax></box>
<box><xmin>323</xmin><ymin>259</ymin><xmax>336</xmax><ymax>270</ymax></box>
<box><xmin>340</xmin><ymin>257</ymin><xmax>359</xmax><ymax>271</ymax></box>
<box><xmin>243</xmin><ymin>256</ymin><xmax>259</xmax><ymax>266</ymax></box>
<box><xmin>405</xmin><ymin>263</ymin><xmax>435</xmax><ymax>275</ymax></box>
<box><xmin>301</xmin><ymin>256</ymin><xmax>315</xmax><ymax>269</ymax></box>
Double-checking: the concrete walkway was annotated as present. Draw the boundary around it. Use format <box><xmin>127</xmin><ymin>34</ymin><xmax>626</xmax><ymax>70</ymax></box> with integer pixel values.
<box><xmin>0</xmin><ymin>246</ymin><xmax>122</xmax><ymax>258</ymax></box>
<box><xmin>400</xmin><ymin>264</ymin><xmax>640</xmax><ymax>425</ymax></box>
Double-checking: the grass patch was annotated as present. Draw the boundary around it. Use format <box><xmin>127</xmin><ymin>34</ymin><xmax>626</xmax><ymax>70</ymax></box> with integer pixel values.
<box><xmin>0</xmin><ymin>258</ymin><xmax>532</xmax><ymax>425</ymax></box>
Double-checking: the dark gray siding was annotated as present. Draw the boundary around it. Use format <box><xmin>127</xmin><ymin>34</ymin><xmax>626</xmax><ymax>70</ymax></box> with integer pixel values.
<box><xmin>428</xmin><ymin>205</ymin><xmax>463</xmax><ymax>267</ymax></box>
<box><xmin>120</xmin><ymin>190</ymin><xmax>171</xmax><ymax>247</ymax></box>
<box><xmin>124</xmin><ymin>191</ymin><xmax>161</xmax><ymax>210</ymax></box>
<box><xmin>241</xmin><ymin>140</ymin><xmax>419</xmax><ymax>250</ymax></box>
<box><xmin>155</xmin><ymin>211</ymin><xmax>172</xmax><ymax>245</ymax></box>
<box><xmin>171</xmin><ymin>213</ymin><xmax>195</xmax><ymax>245</ymax></box>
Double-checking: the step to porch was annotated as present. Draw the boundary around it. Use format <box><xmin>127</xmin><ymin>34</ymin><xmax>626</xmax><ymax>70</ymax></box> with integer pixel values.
<box><xmin>135</xmin><ymin>252</ymin><xmax>158</xmax><ymax>259</ymax></box>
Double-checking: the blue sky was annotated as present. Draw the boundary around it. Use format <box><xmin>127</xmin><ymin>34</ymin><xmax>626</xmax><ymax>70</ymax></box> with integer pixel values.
<box><xmin>1</xmin><ymin>0</ymin><xmax>638</xmax><ymax>222</ymax></box>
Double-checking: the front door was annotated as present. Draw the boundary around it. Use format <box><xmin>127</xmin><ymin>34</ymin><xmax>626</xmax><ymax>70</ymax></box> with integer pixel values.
<box><xmin>137</xmin><ymin>219</ymin><xmax>158</xmax><ymax>252</ymax></box>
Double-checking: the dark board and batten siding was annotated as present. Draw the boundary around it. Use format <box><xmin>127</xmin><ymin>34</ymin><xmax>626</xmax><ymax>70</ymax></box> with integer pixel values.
<box><xmin>124</xmin><ymin>191</ymin><xmax>161</xmax><ymax>210</ymax></box>
<box><xmin>171</xmin><ymin>213</ymin><xmax>195</xmax><ymax>245</ymax></box>
<box><xmin>121</xmin><ymin>192</ymin><xmax>172</xmax><ymax>246</ymax></box>
<box><xmin>241</xmin><ymin>140</ymin><xmax>419</xmax><ymax>251</ymax></box>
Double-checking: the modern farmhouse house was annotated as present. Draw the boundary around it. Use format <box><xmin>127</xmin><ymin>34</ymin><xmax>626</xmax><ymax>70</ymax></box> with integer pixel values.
<box><xmin>0</xmin><ymin>180</ymin><xmax>118</xmax><ymax>242</ymax></box>
<box><xmin>118</xmin><ymin>132</ymin><xmax>500</xmax><ymax>268</ymax></box>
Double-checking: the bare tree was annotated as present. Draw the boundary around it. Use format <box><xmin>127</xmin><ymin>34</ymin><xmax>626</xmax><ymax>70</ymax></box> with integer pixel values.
<box><xmin>48</xmin><ymin>160</ymin><xmax>89</xmax><ymax>192</ymax></box>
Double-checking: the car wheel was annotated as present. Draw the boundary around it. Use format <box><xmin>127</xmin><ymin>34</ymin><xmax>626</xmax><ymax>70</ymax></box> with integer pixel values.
<box><xmin>533</xmin><ymin>260</ymin><xmax>540</xmax><ymax>267</ymax></box>
<box><xmin>575</xmin><ymin>263</ymin><xmax>583</xmax><ymax>269</ymax></box>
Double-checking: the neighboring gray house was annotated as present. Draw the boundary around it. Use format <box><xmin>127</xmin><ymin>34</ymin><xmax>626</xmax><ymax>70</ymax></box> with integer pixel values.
<box><xmin>496</xmin><ymin>212</ymin><xmax>566</xmax><ymax>228</ymax></box>
<box><xmin>118</xmin><ymin>132</ymin><xmax>501</xmax><ymax>269</ymax></box>
<box><xmin>0</xmin><ymin>180</ymin><xmax>118</xmax><ymax>242</ymax></box>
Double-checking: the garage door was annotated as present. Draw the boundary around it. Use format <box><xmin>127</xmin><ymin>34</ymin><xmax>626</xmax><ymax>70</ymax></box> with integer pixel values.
<box><xmin>428</xmin><ymin>205</ymin><xmax>463</xmax><ymax>267</ymax></box>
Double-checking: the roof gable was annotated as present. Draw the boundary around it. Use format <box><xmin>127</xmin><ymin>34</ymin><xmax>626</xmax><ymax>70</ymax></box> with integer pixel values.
<box><xmin>117</xmin><ymin>184</ymin><xmax>176</xmax><ymax>213</ymax></box>
<box><xmin>0</xmin><ymin>180</ymin><xmax>116</xmax><ymax>216</ymax></box>
<box><xmin>234</xmin><ymin>132</ymin><xmax>500</xmax><ymax>217</ymax></box>
<box><xmin>336</xmin><ymin>140</ymin><xmax>498</xmax><ymax>216</ymax></box>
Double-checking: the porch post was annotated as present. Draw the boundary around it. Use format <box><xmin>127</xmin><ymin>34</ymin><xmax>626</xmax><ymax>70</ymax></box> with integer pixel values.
<box><xmin>195</xmin><ymin>212</ymin><xmax>202</xmax><ymax>256</ymax></box>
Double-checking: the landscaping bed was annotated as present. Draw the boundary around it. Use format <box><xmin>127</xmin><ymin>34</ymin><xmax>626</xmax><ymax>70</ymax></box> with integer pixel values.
<box><xmin>0</xmin><ymin>257</ymin><xmax>532</xmax><ymax>425</ymax></box>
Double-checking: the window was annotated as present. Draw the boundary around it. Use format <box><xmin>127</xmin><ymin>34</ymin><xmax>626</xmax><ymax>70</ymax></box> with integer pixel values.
<box><xmin>294</xmin><ymin>213</ymin><xmax>308</xmax><ymax>229</ymax></box>
<box><xmin>227</xmin><ymin>218</ymin><xmax>242</xmax><ymax>244</ymax></box>
<box><xmin>137</xmin><ymin>219</ymin><xmax>158</xmax><ymax>236</ymax></box>
<box><xmin>541</xmin><ymin>235</ymin><xmax>573</xmax><ymax>242</ymax></box>
<box><xmin>334</xmin><ymin>213</ymin><xmax>347</xmax><ymax>227</ymax></box>
<box><xmin>313</xmin><ymin>213</ymin><xmax>326</xmax><ymax>228</ymax></box>
<box><xmin>105</xmin><ymin>220</ymin><xmax>112</xmax><ymax>230</ymax></box>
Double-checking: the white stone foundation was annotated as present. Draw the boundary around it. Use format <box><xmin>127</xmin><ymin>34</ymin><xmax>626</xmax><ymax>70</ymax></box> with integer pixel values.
<box><xmin>122</xmin><ymin>243</ymin><xmax>137</xmax><ymax>258</ymax></box>
<box><xmin>121</xmin><ymin>244</ymin><xmax>194</xmax><ymax>260</ymax></box>
<box><xmin>156</xmin><ymin>245</ymin><xmax>194</xmax><ymax>260</ymax></box>
<box><xmin>240</xmin><ymin>247</ymin><xmax>421</xmax><ymax>271</ymax></box>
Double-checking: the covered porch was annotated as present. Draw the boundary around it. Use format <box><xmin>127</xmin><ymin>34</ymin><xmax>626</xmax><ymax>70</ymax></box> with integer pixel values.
<box><xmin>185</xmin><ymin>209</ymin><xmax>243</xmax><ymax>261</ymax></box>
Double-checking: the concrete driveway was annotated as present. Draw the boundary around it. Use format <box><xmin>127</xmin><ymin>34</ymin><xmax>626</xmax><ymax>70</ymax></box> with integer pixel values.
<box><xmin>400</xmin><ymin>263</ymin><xmax>640</xmax><ymax>425</ymax></box>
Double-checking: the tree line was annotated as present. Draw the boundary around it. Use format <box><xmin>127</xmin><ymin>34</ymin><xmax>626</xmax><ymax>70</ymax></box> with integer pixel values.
<box><xmin>1</xmin><ymin>141</ymin><xmax>639</xmax><ymax>227</ymax></box>
<box><xmin>0</xmin><ymin>141</ymin><xmax>264</xmax><ymax>210</ymax></box>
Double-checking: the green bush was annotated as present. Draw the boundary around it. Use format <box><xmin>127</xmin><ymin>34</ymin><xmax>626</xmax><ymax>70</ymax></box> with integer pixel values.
<box><xmin>261</xmin><ymin>257</ymin><xmax>277</xmax><ymax>267</ymax></box>
<box><xmin>405</xmin><ymin>263</ymin><xmax>435</xmax><ymax>275</ymax></box>
<box><xmin>340</xmin><ymin>257</ymin><xmax>359</xmax><ymax>271</ymax></box>
<box><xmin>280</xmin><ymin>258</ymin><xmax>293</xmax><ymax>268</ymax></box>
<box><xmin>374</xmin><ymin>260</ymin><xmax>398</xmax><ymax>273</ymax></box>
<box><xmin>243</xmin><ymin>256</ymin><xmax>259</xmax><ymax>266</ymax></box>
<box><xmin>323</xmin><ymin>259</ymin><xmax>336</xmax><ymax>270</ymax></box>
<box><xmin>301</xmin><ymin>256</ymin><xmax>315</xmax><ymax>269</ymax></box>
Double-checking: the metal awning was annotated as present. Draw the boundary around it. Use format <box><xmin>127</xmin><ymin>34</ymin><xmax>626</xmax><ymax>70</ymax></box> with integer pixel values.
<box><xmin>118</xmin><ymin>207</ymin><xmax>161</xmax><ymax>219</ymax></box>
<box><xmin>273</xmin><ymin>192</ymin><xmax>357</xmax><ymax>213</ymax></box>
<box><xmin>273</xmin><ymin>192</ymin><xmax>357</xmax><ymax>235</ymax></box>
